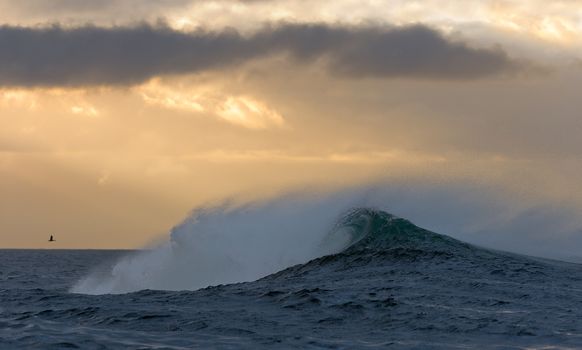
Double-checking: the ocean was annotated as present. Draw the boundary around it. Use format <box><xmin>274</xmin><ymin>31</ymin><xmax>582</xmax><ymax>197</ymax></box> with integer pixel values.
<box><xmin>2</xmin><ymin>208</ymin><xmax>582</xmax><ymax>349</ymax></box>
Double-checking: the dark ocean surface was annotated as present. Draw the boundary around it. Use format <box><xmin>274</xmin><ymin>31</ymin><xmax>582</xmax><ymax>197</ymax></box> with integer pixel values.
<box><xmin>2</xmin><ymin>209</ymin><xmax>582</xmax><ymax>349</ymax></box>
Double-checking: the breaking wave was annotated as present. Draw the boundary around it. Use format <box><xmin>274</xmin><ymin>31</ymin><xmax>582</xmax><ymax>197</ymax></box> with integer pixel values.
<box><xmin>72</xmin><ymin>184</ymin><xmax>582</xmax><ymax>295</ymax></box>
<box><xmin>73</xmin><ymin>192</ymin><xmax>467</xmax><ymax>295</ymax></box>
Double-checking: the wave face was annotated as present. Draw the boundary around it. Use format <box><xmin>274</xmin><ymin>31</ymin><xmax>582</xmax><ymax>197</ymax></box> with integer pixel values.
<box><xmin>262</xmin><ymin>207</ymin><xmax>486</xmax><ymax>284</ymax></box>
<box><xmin>326</xmin><ymin>208</ymin><xmax>467</xmax><ymax>252</ymax></box>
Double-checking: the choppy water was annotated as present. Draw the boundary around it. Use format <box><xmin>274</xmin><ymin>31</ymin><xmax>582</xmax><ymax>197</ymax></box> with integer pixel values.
<box><xmin>2</xmin><ymin>209</ymin><xmax>582</xmax><ymax>349</ymax></box>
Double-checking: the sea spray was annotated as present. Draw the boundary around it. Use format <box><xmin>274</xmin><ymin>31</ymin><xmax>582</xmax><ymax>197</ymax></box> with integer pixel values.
<box><xmin>71</xmin><ymin>192</ymin><xmax>365</xmax><ymax>294</ymax></box>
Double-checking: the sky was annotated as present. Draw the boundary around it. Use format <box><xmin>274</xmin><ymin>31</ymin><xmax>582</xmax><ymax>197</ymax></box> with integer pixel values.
<box><xmin>1</xmin><ymin>0</ymin><xmax>582</xmax><ymax>253</ymax></box>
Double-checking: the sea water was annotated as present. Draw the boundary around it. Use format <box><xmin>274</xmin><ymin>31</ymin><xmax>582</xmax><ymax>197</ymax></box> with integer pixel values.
<box><xmin>2</xmin><ymin>208</ymin><xmax>582</xmax><ymax>349</ymax></box>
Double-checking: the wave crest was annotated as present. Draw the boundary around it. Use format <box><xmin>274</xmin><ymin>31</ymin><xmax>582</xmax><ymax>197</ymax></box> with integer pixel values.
<box><xmin>328</xmin><ymin>208</ymin><xmax>468</xmax><ymax>253</ymax></box>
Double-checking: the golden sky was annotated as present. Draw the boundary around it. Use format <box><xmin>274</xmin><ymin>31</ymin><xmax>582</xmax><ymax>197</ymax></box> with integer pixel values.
<box><xmin>1</xmin><ymin>0</ymin><xmax>582</xmax><ymax>249</ymax></box>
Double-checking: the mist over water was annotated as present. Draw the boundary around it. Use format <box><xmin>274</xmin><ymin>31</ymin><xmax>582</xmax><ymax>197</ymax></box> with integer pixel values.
<box><xmin>72</xmin><ymin>181</ymin><xmax>582</xmax><ymax>295</ymax></box>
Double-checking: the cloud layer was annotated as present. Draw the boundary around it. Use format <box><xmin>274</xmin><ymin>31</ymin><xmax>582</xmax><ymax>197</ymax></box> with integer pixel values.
<box><xmin>0</xmin><ymin>23</ymin><xmax>522</xmax><ymax>87</ymax></box>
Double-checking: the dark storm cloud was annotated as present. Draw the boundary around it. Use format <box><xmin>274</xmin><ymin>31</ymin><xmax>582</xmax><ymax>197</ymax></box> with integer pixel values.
<box><xmin>0</xmin><ymin>23</ymin><xmax>523</xmax><ymax>87</ymax></box>
<box><xmin>260</xmin><ymin>24</ymin><xmax>521</xmax><ymax>79</ymax></box>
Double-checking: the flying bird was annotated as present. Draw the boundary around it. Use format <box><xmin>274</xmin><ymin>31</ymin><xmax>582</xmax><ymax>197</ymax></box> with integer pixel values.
<box><xmin>48</xmin><ymin>235</ymin><xmax>55</xmax><ymax>242</ymax></box>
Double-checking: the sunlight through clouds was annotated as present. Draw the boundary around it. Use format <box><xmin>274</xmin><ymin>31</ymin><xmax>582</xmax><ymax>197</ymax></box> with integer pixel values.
<box><xmin>0</xmin><ymin>89</ymin><xmax>38</xmax><ymax>110</ymax></box>
<box><xmin>0</xmin><ymin>88</ymin><xmax>103</xmax><ymax>117</ymax></box>
<box><xmin>216</xmin><ymin>97</ymin><xmax>285</xmax><ymax>130</ymax></box>
<box><xmin>71</xmin><ymin>105</ymin><xmax>99</xmax><ymax>117</ymax></box>
<box><xmin>488</xmin><ymin>2</ymin><xmax>582</xmax><ymax>45</ymax></box>
<box><xmin>137</xmin><ymin>80</ymin><xmax>285</xmax><ymax>129</ymax></box>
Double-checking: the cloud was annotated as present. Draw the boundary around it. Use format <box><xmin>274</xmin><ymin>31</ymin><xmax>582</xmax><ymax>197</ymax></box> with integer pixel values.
<box><xmin>0</xmin><ymin>23</ymin><xmax>524</xmax><ymax>87</ymax></box>
<box><xmin>0</xmin><ymin>0</ymin><xmax>193</xmax><ymax>16</ymax></box>
<box><xmin>137</xmin><ymin>79</ymin><xmax>285</xmax><ymax>129</ymax></box>
<box><xmin>267</xmin><ymin>24</ymin><xmax>522</xmax><ymax>79</ymax></box>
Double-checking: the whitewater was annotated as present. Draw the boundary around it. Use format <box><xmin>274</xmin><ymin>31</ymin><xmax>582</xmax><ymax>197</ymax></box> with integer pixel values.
<box><xmin>2</xmin><ymin>190</ymin><xmax>582</xmax><ymax>348</ymax></box>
